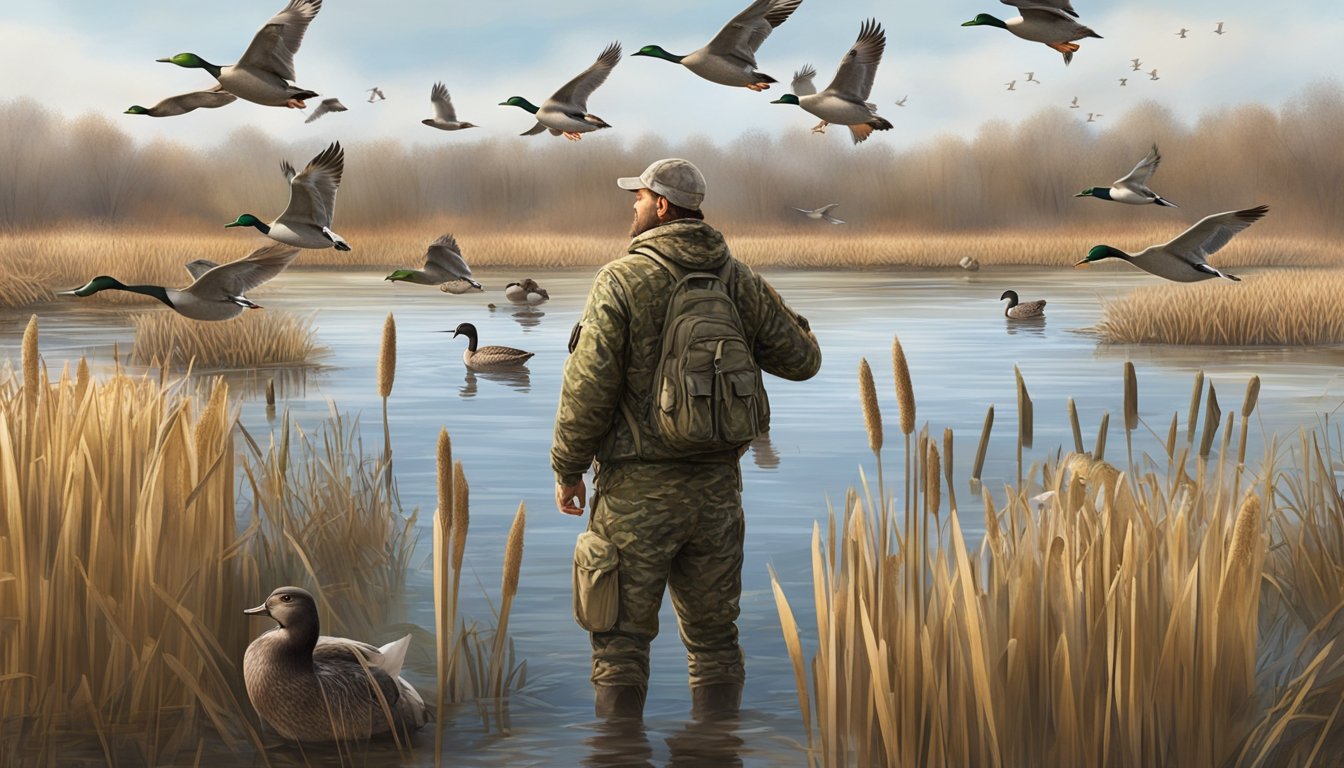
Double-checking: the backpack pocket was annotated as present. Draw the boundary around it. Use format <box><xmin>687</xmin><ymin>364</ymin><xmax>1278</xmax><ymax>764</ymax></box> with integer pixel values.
<box><xmin>573</xmin><ymin>530</ymin><xmax>620</xmax><ymax>632</ymax></box>
<box><xmin>720</xmin><ymin>369</ymin><xmax>764</xmax><ymax>443</ymax></box>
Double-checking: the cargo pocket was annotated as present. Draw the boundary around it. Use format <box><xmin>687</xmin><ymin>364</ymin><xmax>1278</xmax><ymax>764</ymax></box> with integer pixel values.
<box><xmin>573</xmin><ymin>530</ymin><xmax>620</xmax><ymax>632</ymax></box>
<box><xmin>720</xmin><ymin>370</ymin><xmax>762</xmax><ymax>443</ymax></box>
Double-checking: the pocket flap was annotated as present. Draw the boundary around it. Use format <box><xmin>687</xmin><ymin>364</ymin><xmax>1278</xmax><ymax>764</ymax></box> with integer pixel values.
<box><xmin>574</xmin><ymin>530</ymin><xmax>618</xmax><ymax>572</ymax></box>
<box><xmin>727</xmin><ymin>371</ymin><xmax>757</xmax><ymax>396</ymax></box>
<box><xmin>685</xmin><ymin>374</ymin><xmax>713</xmax><ymax>398</ymax></box>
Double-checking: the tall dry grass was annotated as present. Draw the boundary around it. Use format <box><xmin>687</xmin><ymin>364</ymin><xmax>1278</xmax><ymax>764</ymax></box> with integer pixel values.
<box><xmin>1093</xmin><ymin>270</ymin><xmax>1344</xmax><ymax>345</ymax></box>
<box><xmin>772</xmin><ymin>349</ymin><xmax>1344</xmax><ymax>766</ymax></box>
<box><xmin>131</xmin><ymin>310</ymin><xmax>325</xmax><ymax>369</ymax></box>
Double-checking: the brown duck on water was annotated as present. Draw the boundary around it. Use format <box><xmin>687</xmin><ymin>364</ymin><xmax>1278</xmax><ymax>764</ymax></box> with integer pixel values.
<box><xmin>449</xmin><ymin>322</ymin><xmax>535</xmax><ymax>371</ymax></box>
<box><xmin>242</xmin><ymin>587</ymin><xmax>428</xmax><ymax>742</ymax></box>
<box><xmin>1000</xmin><ymin>289</ymin><xmax>1046</xmax><ymax>319</ymax></box>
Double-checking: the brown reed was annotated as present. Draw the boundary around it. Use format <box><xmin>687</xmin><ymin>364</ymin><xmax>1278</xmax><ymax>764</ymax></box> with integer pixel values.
<box><xmin>1095</xmin><ymin>412</ymin><xmax>1110</xmax><ymax>460</ymax></box>
<box><xmin>1201</xmin><ymin>384</ymin><xmax>1222</xmax><ymax>458</ymax></box>
<box><xmin>972</xmin><ymin>405</ymin><xmax>994</xmax><ymax>482</ymax></box>
<box><xmin>21</xmin><ymin>314</ymin><xmax>37</xmax><ymax>407</ymax></box>
<box><xmin>490</xmin><ymin>502</ymin><xmax>527</xmax><ymax>727</ymax></box>
<box><xmin>432</xmin><ymin>428</ymin><xmax>453</xmax><ymax>764</ymax></box>
<box><xmin>131</xmin><ymin>310</ymin><xmax>324</xmax><ymax>369</ymax></box>
<box><xmin>1067</xmin><ymin>398</ymin><xmax>1084</xmax><ymax>454</ymax></box>
<box><xmin>74</xmin><ymin>356</ymin><xmax>89</xmax><ymax>397</ymax></box>
<box><xmin>1187</xmin><ymin>370</ymin><xmax>1205</xmax><ymax>447</ymax></box>
<box><xmin>859</xmin><ymin>358</ymin><xmax>883</xmax><ymax>455</ymax></box>
<box><xmin>892</xmin><ymin>338</ymin><xmax>915</xmax><ymax>437</ymax></box>
<box><xmin>1123</xmin><ymin>362</ymin><xmax>1138</xmax><ymax>431</ymax></box>
<box><xmin>926</xmin><ymin>444</ymin><xmax>941</xmax><ymax>523</ymax></box>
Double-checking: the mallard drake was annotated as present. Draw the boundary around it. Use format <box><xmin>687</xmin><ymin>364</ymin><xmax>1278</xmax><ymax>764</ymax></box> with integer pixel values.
<box><xmin>1075</xmin><ymin>205</ymin><xmax>1269</xmax><ymax>282</ymax></box>
<box><xmin>385</xmin><ymin>234</ymin><xmax>481</xmax><ymax>291</ymax></box>
<box><xmin>450</xmin><ymin>322</ymin><xmax>534</xmax><ymax>370</ymax></box>
<box><xmin>243</xmin><ymin>587</ymin><xmax>428</xmax><ymax>742</ymax></box>
<box><xmin>226</xmin><ymin>142</ymin><xmax>349</xmax><ymax>251</ymax></box>
<box><xmin>157</xmin><ymin>0</ymin><xmax>323</xmax><ymax>109</ymax></box>
<box><xmin>423</xmin><ymin>83</ymin><xmax>477</xmax><ymax>131</ymax></box>
<box><xmin>61</xmin><ymin>243</ymin><xmax>299</xmax><ymax>321</ymax></box>
<box><xmin>304</xmin><ymin>97</ymin><xmax>346</xmax><ymax>124</ymax></box>
<box><xmin>632</xmin><ymin>0</ymin><xmax>802</xmax><ymax>91</ymax></box>
<box><xmin>501</xmin><ymin>42</ymin><xmax>621</xmax><ymax>141</ymax></box>
<box><xmin>770</xmin><ymin>19</ymin><xmax>892</xmax><ymax>144</ymax></box>
<box><xmin>962</xmin><ymin>1</ymin><xmax>1101</xmax><ymax>65</ymax></box>
<box><xmin>1001</xmin><ymin>289</ymin><xmax>1046</xmax><ymax>319</ymax></box>
<box><xmin>125</xmin><ymin>87</ymin><xmax>237</xmax><ymax>117</ymax></box>
<box><xmin>793</xmin><ymin>204</ymin><xmax>845</xmax><ymax>224</ymax></box>
<box><xmin>504</xmin><ymin>279</ymin><xmax>549</xmax><ymax>306</ymax></box>
<box><xmin>1077</xmin><ymin>144</ymin><xmax>1176</xmax><ymax>207</ymax></box>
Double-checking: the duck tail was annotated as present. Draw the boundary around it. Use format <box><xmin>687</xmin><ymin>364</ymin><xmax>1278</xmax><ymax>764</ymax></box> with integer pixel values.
<box><xmin>293</xmin><ymin>90</ymin><xmax>319</xmax><ymax>101</ymax></box>
<box><xmin>849</xmin><ymin>123</ymin><xmax>877</xmax><ymax>144</ymax></box>
<box><xmin>870</xmin><ymin>116</ymin><xmax>894</xmax><ymax>131</ymax></box>
<box><xmin>584</xmin><ymin>114</ymin><xmax>611</xmax><ymax>128</ymax></box>
<box><xmin>1154</xmin><ymin>196</ymin><xmax>1179</xmax><ymax>208</ymax></box>
<box><xmin>751</xmin><ymin>71</ymin><xmax>777</xmax><ymax>84</ymax></box>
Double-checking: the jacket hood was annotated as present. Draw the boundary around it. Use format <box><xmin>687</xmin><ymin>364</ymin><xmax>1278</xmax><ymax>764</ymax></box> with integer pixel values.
<box><xmin>628</xmin><ymin>219</ymin><xmax>729</xmax><ymax>271</ymax></box>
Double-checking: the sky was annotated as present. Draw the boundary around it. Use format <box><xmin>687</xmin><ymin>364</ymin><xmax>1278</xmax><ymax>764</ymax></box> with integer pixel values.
<box><xmin>1</xmin><ymin>0</ymin><xmax>1339</xmax><ymax>152</ymax></box>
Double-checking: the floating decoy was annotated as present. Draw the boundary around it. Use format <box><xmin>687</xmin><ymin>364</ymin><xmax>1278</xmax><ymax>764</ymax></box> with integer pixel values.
<box><xmin>632</xmin><ymin>0</ymin><xmax>802</xmax><ymax>90</ymax></box>
<box><xmin>504</xmin><ymin>279</ymin><xmax>549</xmax><ymax>306</ymax></box>
<box><xmin>226</xmin><ymin>142</ymin><xmax>349</xmax><ymax>250</ymax></box>
<box><xmin>958</xmin><ymin>255</ymin><xmax>981</xmax><ymax>271</ymax></box>
<box><xmin>449</xmin><ymin>322</ymin><xmax>535</xmax><ymax>370</ymax></box>
<box><xmin>1075</xmin><ymin>205</ymin><xmax>1269</xmax><ymax>282</ymax></box>
<box><xmin>1001</xmin><ymin>289</ymin><xmax>1046</xmax><ymax>319</ymax></box>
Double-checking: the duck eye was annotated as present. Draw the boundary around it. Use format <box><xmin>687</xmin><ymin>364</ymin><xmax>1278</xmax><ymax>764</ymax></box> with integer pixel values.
<box><xmin>280</xmin><ymin>595</ymin><xmax>291</xmax><ymax>602</ymax></box>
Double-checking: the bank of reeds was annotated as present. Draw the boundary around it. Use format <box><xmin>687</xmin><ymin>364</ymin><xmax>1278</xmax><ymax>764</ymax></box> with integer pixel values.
<box><xmin>772</xmin><ymin>344</ymin><xmax>1344</xmax><ymax>767</ymax></box>
<box><xmin>1093</xmin><ymin>270</ymin><xmax>1344</xmax><ymax>345</ymax></box>
<box><xmin>131</xmin><ymin>310</ymin><xmax>325</xmax><ymax>369</ymax></box>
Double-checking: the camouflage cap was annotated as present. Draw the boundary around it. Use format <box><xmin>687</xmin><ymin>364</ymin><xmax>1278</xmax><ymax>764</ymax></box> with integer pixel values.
<box><xmin>616</xmin><ymin>158</ymin><xmax>705</xmax><ymax>210</ymax></box>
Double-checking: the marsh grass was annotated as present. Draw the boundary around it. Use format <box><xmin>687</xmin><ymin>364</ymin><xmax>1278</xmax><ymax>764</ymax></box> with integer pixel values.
<box><xmin>771</xmin><ymin>349</ymin><xmax>1344</xmax><ymax>767</ymax></box>
<box><xmin>1093</xmin><ymin>271</ymin><xmax>1344</xmax><ymax>345</ymax></box>
<box><xmin>131</xmin><ymin>310</ymin><xmax>325</xmax><ymax>369</ymax></box>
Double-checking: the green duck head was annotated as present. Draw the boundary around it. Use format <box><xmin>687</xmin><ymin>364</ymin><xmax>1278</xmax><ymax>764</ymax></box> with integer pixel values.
<box><xmin>632</xmin><ymin>45</ymin><xmax>684</xmax><ymax>63</ymax></box>
<box><xmin>157</xmin><ymin>52</ymin><xmax>215</xmax><ymax>70</ymax></box>
<box><xmin>1076</xmin><ymin>245</ymin><xmax>1128</xmax><ymax>267</ymax></box>
<box><xmin>225</xmin><ymin>214</ymin><xmax>270</xmax><ymax>233</ymax></box>
<box><xmin>1076</xmin><ymin>187</ymin><xmax>1098</xmax><ymax>198</ymax></box>
<box><xmin>498</xmin><ymin>96</ymin><xmax>540</xmax><ymax>114</ymax></box>
<box><xmin>124</xmin><ymin>105</ymin><xmax>151</xmax><ymax>115</ymax></box>
<box><xmin>770</xmin><ymin>93</ymin><xmax>801</xmax><ymax>106</ymax></box>
<box><xmin>962</xmin><ymin>14</ymin><xmax>1009</xmax><ymax>30</ymax></box>
<box><xmin>64</xmin><ymin>275</ymin><xmax>125</xmax><ymax>297</ymax></box>
<box><xmin>384</xmin><ymin>269</ymin><xmax>416</xmax><ymax>282</ymax></box>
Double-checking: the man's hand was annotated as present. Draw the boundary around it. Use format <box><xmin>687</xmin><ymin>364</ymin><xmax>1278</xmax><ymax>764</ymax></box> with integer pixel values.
<box><xmin>556</xmin><ymin>479</ymin><xmax>587</xmax><ymax>517</ymax></box>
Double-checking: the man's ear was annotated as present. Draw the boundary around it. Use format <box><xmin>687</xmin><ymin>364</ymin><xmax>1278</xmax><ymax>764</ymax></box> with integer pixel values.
<box><xmin>655</xmin><ymin>195</ymin><xmax>671</xmax><ymax>219</ymax></box>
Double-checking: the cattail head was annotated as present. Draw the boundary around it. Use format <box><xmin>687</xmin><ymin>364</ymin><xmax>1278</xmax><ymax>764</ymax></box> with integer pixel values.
<box><xmin>892</xmin><ymin>336</ymin><xmax>915</xmax><ymax>436</ymax></box>
<box><xmin>503</xmin><ymin>501</ymin><xmax>526</xmax><ymax>599</ymax></box>
<box><xmin>926</xmin><ymin>444</ymin><xmax>941</xmax><ymax>518</ymax></box>
<box><xmin>1186</xmin><ymin>370</ymin><xmax>1205</xmax><ymax>444</ymax></box>
<box><xmin>437</xmin><ymin>427</ymin><xmax>453</xmax><ymax>521</ymax></box>
<box><xmin>451</xmin><ymin>460</ymin><xmax>469</xmax><ymax>572</ymax></box>
<box><xmin>1123</xmin><ymin>361</ymin><xmax>1138</xmax><ymax>431</ymax></box>
<box><xmin>377</xmin><ymin>312</ymin><xmax>396</xmax><ymax>399</ymax></box>
<box><xmin>1241</xmin><ymin>376</ymin><xmax>1260</xmax><ymax>419</ymax></box>
<box><xmin>858</xmin><ymin>358</ymin><xmax>883</xmax><ymax>455</ymax></box>
<box><xmin>1200</xmin><ymin>384</ymin><xmax>1222</xmax><ymax>458</ymax></box>
<box><xmin>1226</xmin><ymin>492</ymin><xmax>1261</xmax><ymax>581</ymax></box>
<box><xmin>22</xmin><ymin>314</ymin><xmax>39</xmax><ymax>406</ymax></box>
<box><xmin>1014</xmin><ymin>365</ymin><xmax>1033</xmax><ymax>450</ymax></box>
<box><xmin>942</xmin><ymin>428</ymin><xmax>955</xmax><ymax>486</ymax></box>
<box><xmin>75</xmin><ymin>357</ymin><xmax>90</xmax><ymax>398</ymax></box>
<box><xmin>265</xmin><ymin>379</ymin><xmax>276</xmax><ymax>407</ymax></box>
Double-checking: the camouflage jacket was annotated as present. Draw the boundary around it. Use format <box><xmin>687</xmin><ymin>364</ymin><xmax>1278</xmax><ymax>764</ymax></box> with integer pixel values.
<box><xmin>551</xmin><ymin>219</ymin><xmax>822</xmax><ymax>486</ymax></box>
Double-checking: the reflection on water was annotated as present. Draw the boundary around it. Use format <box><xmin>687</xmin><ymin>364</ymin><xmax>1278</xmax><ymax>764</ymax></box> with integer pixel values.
<box><xmin>583</xmin><ymin>719</ymin><xmax>655</xmax><ymax>768</ymax></box>
<box><xmin>1005</xmin><ymin>316</ymin><xmax>1047</xmax><ymax>337</ymax></box>
<box><xmin>512</xmin><ymin>308</ymin><xmax>545</xmax><ymax>330</ymax></box>
<box><xmin>460</xmin><ymin>368</ymin><xmax>532</xmax><ymax>398</ymax></box>
<box><xmin>749</xmin><ymin>433</ymin><xmax>780</xmax><ymax>470</ymax></box>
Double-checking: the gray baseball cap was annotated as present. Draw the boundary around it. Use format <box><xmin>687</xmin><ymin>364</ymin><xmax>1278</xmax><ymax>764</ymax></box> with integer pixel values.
<box><xmin>616</xmin><ymin>158</ymin><xmax>706</xmax><ymax>210</ymax></box>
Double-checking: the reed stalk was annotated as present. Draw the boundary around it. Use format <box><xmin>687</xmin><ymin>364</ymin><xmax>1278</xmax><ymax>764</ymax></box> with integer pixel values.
<box><xmin>490</xmin><ymin>502</ymin><xmax>527</xmax><ymax>729</ymax></box>
<box><xmin>859</xmin><ymin>358</ymin><xmax>885</xmax><ymax>534</ymax></box>
<box><xmin>1187</xmin><ymin>370</ymin><xmax>1205</xmax><ymax>448</ymax></box>
<box><xmin>21</xmin><ymin>315</ymin><xmax>38</xmax><ymax>410</ymax></box>
<box><xmin>378</xmin><ymin>312</ymin><xmax>396</xmax><ymax>485</ymax></box>
<box><xmin>1094</xmin><ymin>412</ymin><xmax>1110</xmax><ymax>461</ymax></box>
<box><xmin>432</xmin><ymin>428</ymin><xmax>452</xmax><ymax>765</ymax></box>
<box><xmin>1200</xmin><ymin>383</ymin><xmax>1222</xmax><ymax>459</ymax></box>
<box><xmin>1123</xmin><ymin>361</ymin><xmax>1138</xmax><ymax>469</ymax></box>
<box><xmin>1067</xmin><ymin>398</ymin><xmax>1083</xmax><ymax>455</ymax></box>
<box><xmin>972</xmin><ymin>405</ymin><xmax>993</xmax><ymax>482</ymax></box>
<box><xmin>1235</xmin><ymin>376</ymin><xmax>1260</xmax><ymax>494</ymax></box>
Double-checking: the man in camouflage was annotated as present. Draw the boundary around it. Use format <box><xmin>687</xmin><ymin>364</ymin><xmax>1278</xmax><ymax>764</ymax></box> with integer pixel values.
<box><xmin>552</xmin><ymin>158</ymin><xmax>822</xmax><ymax>721</ymax></box>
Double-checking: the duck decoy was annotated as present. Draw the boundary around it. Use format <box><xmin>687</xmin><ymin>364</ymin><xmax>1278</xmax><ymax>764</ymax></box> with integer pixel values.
<box><xmin>449</xmin><ymin>322</ymin><xmax>534</xmax><ymax>370</ymax></box>
<box><xmin>1001</xmin><ymin>289</ymin><xmax>1046</xmax><ymax>319</ymax></box>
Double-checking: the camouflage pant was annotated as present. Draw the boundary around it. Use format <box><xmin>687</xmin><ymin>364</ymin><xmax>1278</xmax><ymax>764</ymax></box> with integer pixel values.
<box><xmin>587</xmin><ymin>460</ymin><xmax>745</xmax><ymax>690</ymax></box>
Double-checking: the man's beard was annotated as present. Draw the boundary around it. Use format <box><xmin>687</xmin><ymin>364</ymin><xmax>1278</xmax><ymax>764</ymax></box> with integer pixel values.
<box><xmin>630</xmin><ymin>207</ymin><xmax>662</xmax><ymax>238</ymax></box>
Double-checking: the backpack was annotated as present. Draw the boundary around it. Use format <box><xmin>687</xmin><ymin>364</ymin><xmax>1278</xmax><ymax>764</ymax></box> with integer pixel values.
<box><xmin>621</xmin><ymin>247</ymin><xmax>770</xmax><ymax>456</ymax></box>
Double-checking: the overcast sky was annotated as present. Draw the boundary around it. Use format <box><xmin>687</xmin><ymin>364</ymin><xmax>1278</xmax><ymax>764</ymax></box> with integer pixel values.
<box><xmin>2</xmin><ymin>1</ymin><xmax>1338</xmax><ymax>151</ymax></box>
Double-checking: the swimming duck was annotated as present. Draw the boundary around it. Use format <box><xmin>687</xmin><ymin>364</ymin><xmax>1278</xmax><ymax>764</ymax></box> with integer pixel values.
<box><xmin>304</xmin><ymin>97</ymin><xmax>347</xmax><ymax>124</ymax></box>
<box><xmin>450</xmin><ymin>322</ymin><xmax>535</xmax><ymax>370</ymax></box>
<box><xmin>958</xmin><ymin>255</ymin><xmax>981</xmax><ymax>271</ymax></box>
<box><xmin>423</xmin><ymin>82</ymin><xmax>477</xmax><ymax>131</ymax></box>
<box><xmin>631</xmin><ymin>0</ymin><xmax>802</xmax><ymax>91</ymax></box>
<box><xmin>962</xmin><ymin>1</ymin><xmax>1101</xmax><ymax>65</ymax></box>
<box><xmin>1075</xmin><ymin>205</ymin><xmax>1268</xmax><ymax>282</ymax></box>
<box><xmin>157</xmin><ymin>0</ymin><xmax>323</xmax><ymax>109</ymax></box>
<box><xmin>385</xmin><ymin>233</ymin><xmax>481</xmax><ymax>291</ymax></box>
<box><xmin>793</xmin><ymin>204</ymin><xmax>845</xmax><ymax>224</ymax></box>
<box><xmin>1001</xmin><ymin>290</ymin><xmax>1046</xmax><ymax>319</ymax></box>
<box><xmin>501</xmin><ymin>42</ymin><xmax>621</xmax><ymax>141</ymax></box>
<box><xmin>125</xmin><ymin>87</ymin><xmax>237</xmax><ymax>117</ymax></box>
<box><xmin>243</xmin><ymin>586</ymin><xmax>428</xmax><ymax>742</ymax></box>
<box><xmin>1077</xmin><ymin>144</ymin><xmax>1177</xmax><ymax>207</ymax></box>
<box><xmin>61</xmin><ymin>243</ymin><xmax>299</xmax><ymax>321</ymax></box>
<box><xmin>226</xmin><ymin>142</ymin><xmax>350</xmax><ymax>251</ymax></box>
<box><xmin>504</xmin><ymin>279</ymin><xmax>549</xmax><ymax>306</ymax></box>
<box><xmin>770</xmin><ymin>19</ymin><xmax>892</xmax><ymax>144</ymax></box>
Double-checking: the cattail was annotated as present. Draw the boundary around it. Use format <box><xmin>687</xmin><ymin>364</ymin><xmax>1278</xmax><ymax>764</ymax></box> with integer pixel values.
<box><xmin>892</xmin><ymin>336</ymin><xmax>915</xmax><ymax>436</ymax></box>
<box><xmin>1186</xmin><ymin>370</ymin><xmax>1205</xmax><ymax>446</ymax></box>
<box><xmin>1199</xmin><ymin>384</ymin><xmax>1221</xmax><ymax>458</ymax></box>
<box><xmin>377</xmin><ymin>313</ymin><xmax>397</xmax><ymax>399</ymax></box>
<box><xmin>972</xmin><ymin>405</ymin><xmax>994</xmax><ymax>481</ymax></box>
<box><xmin>503</xmin><ymin>502</ymin><xmax>526</xmax><ymax>599</ymax></box>
<box><xmin>75</xmin><ymin>357</ymin><xmax>90</xmax><ymax>398</ymax></box>
<box><xmin>1014</xmin><ymin>366</ymin><xmax>1033</xmax><ymax>450</ymax></box>
<box><xmin>1123</xmin><ymin>361</ymin><xmax>1138</xmax><ymax>432</ymax></box>
<box><xmin>451</xmin><ymin>461</ymin><xmax>470</xmax><ymax>572</ymax></box>
<box><xmin>265</xmin><ymin>379</ymin><xmax>276</xmax><ymax>407</ymax></box>
<box><xmin>1241</xmin><ymin>376</ymin><xmax>1261</xmax><ymax>419</ymax></box>
<box><xmin>925</xmin><ymin>444</ymin><xmax>941</xmax><ymax>520</ymax></box>
<box><xmin>1166</xmin><ymin>413</ymin><xmax>1178</xmax><ymax>457</ymax></box>
<box><xmin>437</xmin><ymin>429</ymin><xmax>453</xmax><ymax>516</ymax></box>
<box><xmin>858</xmin><ymin>358</ymin><xmax>883</xmax><ymax>455</ymax></box>
<box><xmin>1067</xmin><ymin>398</ymin><xmax>1084</xmax><ymax>454</ymax></box>
<box><xmin>1225</xmin><ymin>492</ymin><xmax>1261</xmax><ymax>580</ymax></box>
<box><xmin>22</xmin><ymin>314</ymin><xmax>39</xmax><ymax>406</ymax></box>
<box><xmin>1094</xmin><ymin>412</ymin><xmax>1110</xmax><ymax>460</ymax></box>
<box><xmin>942</xmin><ymin>428</ymin><xmax>955</xmax><ymax>487</ymax></box>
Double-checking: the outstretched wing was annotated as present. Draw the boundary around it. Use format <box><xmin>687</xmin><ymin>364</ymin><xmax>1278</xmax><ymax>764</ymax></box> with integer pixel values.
<box><xmin>236</xmin><ymin>0</ymin><xmax>323</xmax><ymax>81</ymax></box>
<box><xmin>823</xmin><ymin>19</ymin><xmax>885</xmax><ymax>101</ymax></box>
<box><xmin>303</xmin><ymin>97</ymin><xmax>345</xmax><ymax>123</ymax></box>
<box><xmin>423</xmin><ymin>234</ymin><xmax>473</xmax><ymax>281</ymax></box>
<box><xmin>1116</xmin><ymin>144</ymin><xmax>1161</xmax><ymax>188</ymax></box>
<box><xmin>184</xmin><ymin>259</ymin><xmax>220</xmax><ymax>280</ymax></box>
<box><xmin>145</xmin><ymin>87</ymin><xmax>237</xmax><ymax>116</ymax></box>
<box><xmin>1160</xmin><ymin>205</ymin><xmax>1269</xmax><ymax>265</ymax></box>
<box><xmin>705</xmin><ymin>0</ymin><xmax>803</xmax><ymax>67</ymax></box>
<box><xmin>790</xmin><ymin>64</ymin><xmax>817</xmax><ymax>96</ymax></box>
<box><xmin>188</xmin><ymin>243</ymin><xmax>300</xmax><ymax>298</ymax></box>
<box><xmin>1001</xmin><ymin>0</ymin><xmax>1078</xmax><ymax>18</ymax></box>
<box><xmin>280</xmin><ymin>141</ymin><xmax>343</xmax><ymax>227</ymax></box>
<box><xmin>430</xmin><ymin>82</ymin><xmax>457</xmax><ymax>122</ymax></box>
<box><xmin>549</xmin><ymin>42</ymin><xmax>621</xmax><ymax>111</ymax></box>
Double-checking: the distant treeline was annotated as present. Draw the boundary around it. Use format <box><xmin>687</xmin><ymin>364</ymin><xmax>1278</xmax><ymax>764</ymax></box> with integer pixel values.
<box><xmin>1</xmin><ymin>81</ymin><xmax>1341</xmax><ymax>235</ymax></box>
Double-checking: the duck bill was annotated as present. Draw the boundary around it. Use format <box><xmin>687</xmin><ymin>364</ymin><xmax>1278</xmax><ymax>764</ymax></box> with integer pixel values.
<box><xmin>243</xmin><ymin>603</ymin><xmax>270</xmax><ymax>616</ymax></box>
<box><xmin>1073</xmin><ymin>259</ymin><xmax>1089</xmax><ymax>268</ymax></box>
<box><xmin>155</xmin><ymin>57</ymin><xmax>172</xmax><ymax>63</ymax></box>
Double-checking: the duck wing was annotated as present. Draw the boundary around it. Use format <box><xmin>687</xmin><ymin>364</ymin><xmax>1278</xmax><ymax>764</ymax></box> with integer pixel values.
<box><xmin>1019</xmin><ymin>7</ymin><xmax>1078</xmax><ymax>24</ymax></box>
<box><xmin>146</xmin><ymin>87</ymin><xmax>237</xmax><ymax>116</ymax></box>
<box><xmin>236</xmin><ymin>0</ymin><xmax>322</xmax><ymax>81</ymax></box>
<box><xmin>823</xmin><ymin>19</ymin><xmax>885</xmax><ymax>102</ymax></box>
<box><xmin>186</xmin><ymin>243</ymin><xmax>300</xmax><ymax>299</ymax></box>
<box><xmin>474</xmin><ymin>346</ymin><xmax>535</xmax><ymax>367</ymax></box>
<box><xmin>1157</xmin><ymin>205</ymin><xmax>1269</xmax><ymax>266</ymax></box>
<box><xmin>1002</xmin><ymin>0</ymin><xmax>1078</xmax><ymax>18</ymax></box>
<box><xmin>423</xmin><ymin>234</ymin><xmax>473</xmax><ymax>282</ymax></box>
<box><xmin>280</xmin><ymin>141</ymin><xmax>343</xmax><ymax>228</ymax></box>
<box><xmin>184</xmin><ymin>259</ymin><xmax>220</xmax><ymax>281</ymax></box>
<box><xmin>1115</xmin><ymin>144</ymin><xmax>1161</xmax><ymax>189</ymax></box>
<box><xmin>430</xmin><ymin>82</ymin><xmax>458</xmax><ymax>122</ymax></box>
<box><xmin>706</xmin><ymin>0</ymin><xmax>803</xmax><ymax>68</ymax></box>
<box><xmin>549</xmin><ymin>42</ymin><xmax>621</xmax><ymax>111</ymax></box>
<box><xmin>304</xmin><ymin>97</ymin><xmax>345</xmax><ymax>124</ymax></box>
<box><xmin>311</xmin><ymin>637</ymin><xmax>403</xmax><ymax>713</ymax></box>
<box><xmin>790</xmin><ymin>64</ymin><xmax>817</xmax><ymax>96</ymax></box>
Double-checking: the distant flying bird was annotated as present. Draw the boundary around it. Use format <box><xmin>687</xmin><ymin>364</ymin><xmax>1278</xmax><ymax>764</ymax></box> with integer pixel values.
<box><xmin>962</xmin><ymin>1</ymin><xmax>1101</xmax><ymax>65</ymax></box>
<box><xmin>1148</xmin><ymin>68</ymin><xmax>1160</xmax><ymax>80</ymax></box>
<box><xmin>1075</xmin><ymin>205</ymin><xmax>1269</xmax><ymax>282</ymax></box>
<box><xmin>303</xmin><ymin>97</ymin><xmax>346</xmax><ymax>124</ymax></box>
<box><xmin>385</xmin><ymin>234</ymin><xmax>481</xmax><ymax>292</ymax></box>
<box><xmin>423</xmin><ymin>82</ymin><xmax>477</xmax><ymax>131</ymax></box>
<box><xmin>1006</xmin><ymin>80</ymin><xmax>1017</xmax><ymax>91</ymax></box>
<box><xmin>125</xmin><ymin>87</ymin><xmax>237</xmax><ymax>117</ymax></box>
<box><xmin>1025</xmin><ymin>71</ymin><xmax>1041</xmax><ymax>84</ymax></box>
<box><xmin>771</xmin><ymin>19</ymin><xmax>893</xmax><ymax>144</ymax></box>
<box><xmin>367</xmin><ymin>86</ymin><xmax>386</xmax><ymax>102</ymax></box>
<box><xmin>501</xmin><ymin>42</ymin><xmax>621</xmax><ymax>141</ymax></box>
<box><xmin>1069</xmin><ymin>96</ymin><xmax>1079</xmax><ymax>108</ymax></box>
<box><xmin>61</xmin><ymin>243</ymin><xmax>300</xmax><ymax>321</ymax></box>
<box><xmin>157</xmin><ymin>0</ymin><xmax>323</xmax><ymax>109</ymax></box>
<box><xmin>895</xmin><ymin>95</ymin><xmax>908</xmax><ymax>106</ymax></box>
<box><xmin>1131</xmin><ymin>58</ymin><xmax>1142</xmax><ymax>71</ymax></box>
<box><xmin>1001</xmin><ymin>290</ymin><xmax>1046</xmax><ymax>319</ymax></box>
<box><xmin>226</xmin><ymin>142</ymin><xmax>350</xmax><ymax>251</ymax></box>
<box><xmin>1086</xmin><ymin>112</ymin><xmax>1102</xmax><ymax>122</ymax></box>
<box><xmin>1176</xmin><ymin>28</ymin><xmax>1189</xmax><ymax>38</ymax></box>
<box><xmin>1119</xmin><ymin>77</ymin><xmax>1128</xmax><ymax>86</ymax></box>
<box><xmin>450</xmin><ymin>323</ymin><xmax>534</xmax><ymax>371</ymax></box>
<box><xmin>1214</xmin><ymin>22</ymin><xmax>1226</xmax><ymax>35</ymax></box>
<box><xmin>1076</xmin><ymin>144</ymin><xmax>1177</xmax><ymax>207</ymax></box>
<box><xmin>632</xmin><ymin>0</ymin><xmax>803</xmax><ymax>90</ymax></box>
<box><xmin>793</xmin><ymin>204</ymin><xmax>845</xmax><ymax>224</ymax></box>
